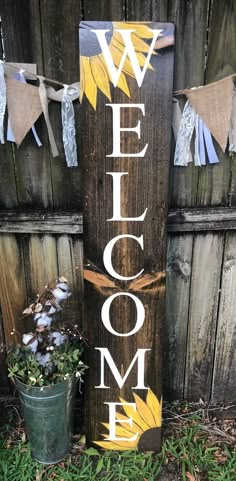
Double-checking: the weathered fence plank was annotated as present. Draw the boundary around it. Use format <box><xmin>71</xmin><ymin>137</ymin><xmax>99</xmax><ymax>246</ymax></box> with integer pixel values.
<box><xmin>22</xmin><ymin>234</ymin><xmax>58</xmax><ymax>303</ymax></box>
<box><xmin>0</xmin><ymin>211</ymin><xmax>83</xmax><ymax>234</ymax></box>
<box><xmin>168</xmin><ymin>0</ymin><xmax>209</xmax><ymax>208</ymax></box>
<box><xmin>165</xmin><ymin>234</ymin><xmax>193</xmax><ymax>399</ymax></box>
<box><xmin>0</xmin><ymin>143</ymin><xmax>18</xmax><ymax>209</ymax></box>
<box><xmin>168</xmin><ymin>207</ymin><xmax>236</xmax><ymax>232</ymax></box>
<box><xmin>0</xmin><ymin>235</ymin><xmax>27</xmax><ymax>343</ymax></box>
<box><xmin>0</xmin><ymin>0</ymin><xmax>53</xmax><ymax>209</ymax></box>
<box><xmin>82</xmin><ymin>0</ymin><xmax>124</xmax><ymax>20</ymax></box>
<box><xmin>184</xmin><ymin>233</ymin><xmax>223</xmax><ymax>400</ymax></box>
<box><xmin>57</xmin><ymin>235</ymin><xmax>82</xmax><ymax>324</ymax></box>
<box><xmin>126</xmin><ymin>0</ymin><xmax>167</xmax><ymax>20</ymax></box>
<box><xmin>39</xmin><ymin>0</ymin><xmax>81</xmax><ymax>209</ymax></box>
<box><xmin>195</xmin><ymin>0</ymin><xmax>236</xmax><ymax>208</ymax></box>
<box><xmin>205</xmin><ymin>0</ymin><xmax>236</xmax><ymax>207</ymax></box>
<box><xmin>0</xmin><ymin>310</ymin><xmax>9</xmax><ymax>390</ymax></box>
<box><xmin>211</xmin><ymin>232</ymin><xmax>236</xmax><ymax>402</ymax></box>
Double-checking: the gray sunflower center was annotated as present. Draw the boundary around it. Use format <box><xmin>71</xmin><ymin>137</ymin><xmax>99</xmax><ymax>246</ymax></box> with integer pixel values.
<box><xmin>80</xmin><ymin>22</ymin><xmax>113</xmax><ymax>57</ymax></box>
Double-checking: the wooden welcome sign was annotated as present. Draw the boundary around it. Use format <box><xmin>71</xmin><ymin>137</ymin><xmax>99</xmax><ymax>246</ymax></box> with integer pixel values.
<box><xmin>80</xmin><ymin>21</ymin><xmax>174</xmax><ymax>451</ymax></box>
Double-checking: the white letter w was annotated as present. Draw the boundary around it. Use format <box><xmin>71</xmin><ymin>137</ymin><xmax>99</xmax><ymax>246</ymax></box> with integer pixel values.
<box><xmin>91</xmin><ymin>28</ymin><xmax>162</xmax><ymax>88</ymax></box>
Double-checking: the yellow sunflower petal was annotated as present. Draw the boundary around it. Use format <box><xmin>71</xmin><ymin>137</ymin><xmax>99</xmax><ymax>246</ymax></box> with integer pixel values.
<box><xmin>101</xmin><ymin>436</ymin><xmax>138</xmax><ymax>449</ymax></box>
<box><xmin>114</xmin><ymin>413</ymin><xmax>141</xmax><ymax>434</ymax></box>
<box><xmin>133</xmin><ymin>392</ymin><xmax>156</xmax><ymax>428</ymax></box>
<box><xmin>119</xmin><ymin>397</ymin><xmax>149</xmax><ymax>431</ymax></box>
<box><xmin>113</xmin><ymin>31</ymin><xmax>156</xmax><ymax>54</ymax></box>
<box><xmin>80</xmin><ymin>56</ymin><xmax>85</xmax><ymax>102</ymax></box>
<box><xmin>94</xmin><ymin>440</ymin><xmax>136</xmax><ymax>451</ymax></box>
<box><xmin>83</xmin><ymin>56</ymin><xmax>97</xmax><ymax>110</ymax></box>
<box><xmin>99</xmin><ymin>53</ymin><xmax>130</xmax><ymax>98</ymax></box>
<box><xmin>109</xmin><ymin>44</ymin><xmax>135</xmax><ymax>79</ymax></box>
<box><xmin>102</xmin><ymin>422</ymin><xmax>140</xmax><ymax>439</ymax></box>
<box><xmin>146</xmin><ymin>390</ymin><xmax>162</xmax><ymax>427</ymax></box>
<box><xmin>111</xmin><ymin>38</ymin><xmax>154</xmax><ymax>74</ymax></box>
<box><xmin>90</xmin><ymin>55</ymin><xmax>111</xmax><ymax>101</ymax></box>
<box><xmin>113</xmin><ymin>22</ymin><xmax>160</xmax><ymax>39</ymax></box>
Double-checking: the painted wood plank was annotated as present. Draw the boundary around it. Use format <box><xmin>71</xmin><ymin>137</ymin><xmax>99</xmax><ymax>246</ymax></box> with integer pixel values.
<box><xmin>211</xmin><ymin>232</ymin><xmax>236</xmax><ymax>402</ymax></box>
<box><xmin>0</xmin><ymin>234</ymin><xmax>27</xmax><ymax>344</ymax></box>
<box><xmin>184</xmin><ymin>233</ymin><xmax>223</xmax><ymax>401</ymax></box>
<box><xmin>39</xmin><ymin>0</ymin><xmax>81</xmax><ymax>209</ymax></box>
<box><xmin>80</xmin><ymin>21</ymin><xmax>174</xmax><ymax>448</ymax></box>
<box><xmin>0</xmin><ymin>0</ymin><xmax>53</xmax><ymax>208</ymax></box>
<box><xmin>164</xmin><ymin>234</ymin><xmax>193</xmax><ymax>399</ymax></box>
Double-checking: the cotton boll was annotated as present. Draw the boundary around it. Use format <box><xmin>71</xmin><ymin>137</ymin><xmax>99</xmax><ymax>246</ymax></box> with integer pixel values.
<box><xmin>34</xmin><ymin>312</ymin><xmax>52</xmax><ymax>327</ymax></box>
<box><xmin>50</xmin><ymin>331</ymin><xmax>67</xmax><ymax>346</ymax></box>
<box><xmin>22</xmin><ymin>333</ymin><xmax>38</xmax><ymax>353</ymax></box>
<box><xmin>51</xmin><ymin>287</ymin><xmax>70</xmax><ymax>301</ymax></box>
<box><xmin>56</xmin><ymin>282</ymin><xmax>70</xmax><ymax>292</ymax></box>
<box><xmin>45</xmin><ymin>300</ymin><xmax>57</xmax><ymax>315</ymax></box>
<box><xmin>36</xmin><ymin>352</ymin><xmax>51</xmax><ymax>367</ymax></box>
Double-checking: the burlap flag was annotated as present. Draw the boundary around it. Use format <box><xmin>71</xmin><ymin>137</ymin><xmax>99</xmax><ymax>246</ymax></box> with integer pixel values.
<box><xmin>186</xmin><ymin>76</ymin><xmax>234</xmax><ymax>152</ymax></box>
<box><xmin>6</xmin><ymin>77</ymin><xmax>42</xmax><ymax>146</ymax></box>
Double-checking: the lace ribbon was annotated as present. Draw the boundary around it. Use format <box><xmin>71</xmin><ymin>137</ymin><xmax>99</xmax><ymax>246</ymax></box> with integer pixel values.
<box><xmin>0</xmin><ymin>62</ymin><xmax>6</xmax><ymax>144</ymax></box>
<box><xmin>174</xmin><ymin>100</ymin><xmax>195</xmax><ymax>166</ymax></box>
<box><xmin>61</xmin><ymin>85</ymin><xmax>78</xmax><ymax>167</ymax></box>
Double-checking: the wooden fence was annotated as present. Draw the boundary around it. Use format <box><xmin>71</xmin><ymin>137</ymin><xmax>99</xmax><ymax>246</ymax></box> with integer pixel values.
<box><xmin>0</xmin><ymin>0</ymin><xmax>235</xmax><ymax>403</ymax></box>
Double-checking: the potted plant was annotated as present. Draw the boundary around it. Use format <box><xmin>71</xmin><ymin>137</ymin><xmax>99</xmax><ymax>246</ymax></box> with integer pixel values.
<box><xmin>7</xmin><ymin>276</ymin><xmax>88</xmax><ymax>465</ymax></box>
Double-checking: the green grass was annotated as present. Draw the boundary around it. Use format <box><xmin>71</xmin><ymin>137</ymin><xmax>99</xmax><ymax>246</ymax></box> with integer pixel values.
<box><xmin>0</xmin><ymin>410</ymin><xmax>235</xmax><ymax>481</ymax></box>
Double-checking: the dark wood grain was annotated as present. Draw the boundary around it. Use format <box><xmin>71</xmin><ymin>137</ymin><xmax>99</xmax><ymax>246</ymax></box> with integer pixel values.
<box><xmin>82</xmin><ymin>0</ymin><xmax>124</xmax><ymax>20</ymax></box>
<box><xmin>81</xmin><ymin>21</ymin><xmax>174</xmax><ymax>446</ymax></box>
<box><xmin>126</xmin><ymin>0</ymin><xmax>167</xmax><ymax>21</ymax></box>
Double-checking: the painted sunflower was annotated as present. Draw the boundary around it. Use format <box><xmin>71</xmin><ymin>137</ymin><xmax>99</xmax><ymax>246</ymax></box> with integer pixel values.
<box><xmin>80</xmin><ymin>22</ymin><xmax>163</xmax><ymax>110</ymax></box>
<box><xmin>94</xmin><ymin>389</ymin><xmax>162</xmax><ymax>451</ymax></box>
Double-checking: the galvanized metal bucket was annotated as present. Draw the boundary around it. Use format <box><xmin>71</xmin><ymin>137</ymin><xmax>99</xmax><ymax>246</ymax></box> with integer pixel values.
<box><xmin>15</xmin><ymin>375</ymin><xmax>76</xmax><ymax>464</ymax></box>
